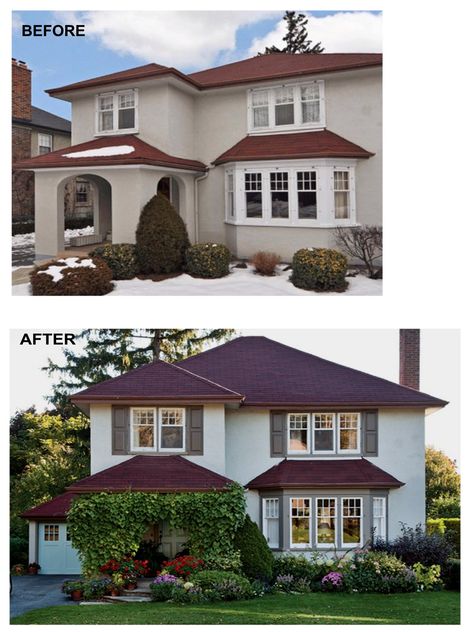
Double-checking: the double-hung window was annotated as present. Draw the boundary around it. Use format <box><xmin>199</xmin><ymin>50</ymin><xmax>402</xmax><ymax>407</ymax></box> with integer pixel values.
<box><xmin>338</xmin><ymin>413</ymin><xmax>360</xmax><ymax>453</ymax></box>
<box><xmin>290</xmin><ymin>498</ymin><xmax>311</xmax><ymax>547</ymax></box>
<box><xmin>131</xmin><ymin>408</ymin><xmax>156</xmax><ymax>451</ymax></box>
<box><xmin>263</xmin><ymin>498</ymin><xmax>280</xmax><ymax>548</ymax></box>
<box><xmin>226</xmin><ymin>172</ymin><xmax>235</xmax><ymax>219</ymax></box>
<box><xmin>316</xmin><ymin>498</ymin><xmax>337</xmax><ymax>546</ymax></box>
<box><xmin>313</xmin><ymin>413</ymin><xmax>335</xmax><ymax>452</ymax></box>
<box><xmin>251</xmin><ymin>90</ymin><xmax>269</xmax><ymax>128</ymax></box>
<box><xmin>342</xmin><ymin>498</ymin><xmax>362</xmax><ymax>547</ymax></box>
<box><xmin>245</xmin><ymin>173</ymin><xmax>263</xmax><ymax>218</ymax></box>
<box><xmin>334</xmin><ymin>170</ymin><xmax>351</xmax><ymax>220</ymax></box>
<box><xmin>297</xmin><ymin>171</ymin><xmax>317</xmax><ymax>219</ymax></box>
<box><xmin>372</xmin><ymin>497</ymin><xmax>386</xmax><ymax>540</ymax></box>
<box><xmin>38</xmin><ymin>133</ymin><xmax>52</xmax><ymax>154</ymax></box>
<box><xmin>159</xmin><ymin>408</ymin><xmax>185</xmax><ymax>452</ymax></box>
<box><xmin>301</xmin><ymin>84</ymin><xmax>320</xmax><ymax>123</ymax></box>
<box><xmin>274</xmin><ymin>87</ymin><xmax>295</xmax><ymax>126</ymax></box>
<box><xmin>288</xmin><ymin>413</ymin><xmax>310</xmax><ymax>453</ymax></box>
<box><xmin>270</xmin><ymin>172</ymin><xmax>289</xmax><ymax>218</ymax></box>
<box><xmin>97</xmin><ymin>90</ymin><xmax>137</xmax><ymax>134</ymax></box>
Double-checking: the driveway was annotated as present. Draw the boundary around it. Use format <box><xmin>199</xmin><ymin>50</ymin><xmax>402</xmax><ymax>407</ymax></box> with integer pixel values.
<box><xmin>10</xmin><ymin>575</ymin><xmax>81</xmax><ymax>619</ymax></box>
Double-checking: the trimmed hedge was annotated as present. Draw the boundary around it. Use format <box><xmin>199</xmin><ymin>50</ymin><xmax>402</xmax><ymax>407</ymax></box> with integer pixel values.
<box><xmin>291</xmin><ymin>248</ymin><xmax>348</xmax><ymax>292</ymax></box>
<box><xmin>90</xmin><ymin>243</ymin><xmax>138</xmax><ymax>280</ymax></box>
<box><xmin>233</xmin><ymin>515</ymin><xmax>273</xmax><ymax>581</ymax></box>
<box><xmin>186</xmin><ymin>243</ymin><xmax>231</xmax><ymax>278</ymax></box>
<box><xmin>135</xmin><ymin>193</ymin><xmax>189</xmax><ymax>274</ymax></box>
<box><xmin>30</xmin><ymin>257</ymin><xmax>113</xmax><ymax>296</ymax></box>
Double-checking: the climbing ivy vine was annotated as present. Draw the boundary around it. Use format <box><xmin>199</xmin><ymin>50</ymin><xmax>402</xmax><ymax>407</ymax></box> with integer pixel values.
<box><xmin>67</xmin><ymin>484</ymin><xmax>246</xmax><ymax>576</ymax></box>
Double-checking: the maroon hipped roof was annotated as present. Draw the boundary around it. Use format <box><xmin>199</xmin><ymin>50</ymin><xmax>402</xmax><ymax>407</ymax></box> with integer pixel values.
<box><xmin>177</xmin><ymin>337</ymin><xmax>448</xmax><ymax>408</ymax></box>
<box><xmin>71</xmin><ymin>358</ymin><xmax>242</xmax><ymax>404</ymax></box>
<box><xmin>247</xmin><ymin>458</ymin><xmax>404</xmax><ymax>490</ymax></box>
<box><xmin>20</xmin><ymin>492</ymin><xmax>77</xmax><ymax>521</ymax></box>
<box><xmin>12</xmin><ymin>134</ymin><xmax>206</xmax><ymax>172</ymax></box>
<box><xmin>48</xmin><ymin>54</ymin><xmax>382</xmax><ymax>95</ymax></box>
<box><xmin>67</xmin><ymin>455</ymin><xmax>233</xmax><ymax>492</ymax></box>
<box><xmin>213</xmin><ymin>130</ymin><xmax>373</xmax><ymax>165</ymax></box>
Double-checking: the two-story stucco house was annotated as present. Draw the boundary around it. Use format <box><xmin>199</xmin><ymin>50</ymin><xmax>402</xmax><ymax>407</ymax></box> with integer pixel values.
<box><xmin>22</xmin><ymin>331</ymin><xmax>447</xmax><ymax>575</ymax></box>
<box><xmin>13</xmin><ymin>53</ymin><xmax>382</xmax><ymax>262</ymax></box>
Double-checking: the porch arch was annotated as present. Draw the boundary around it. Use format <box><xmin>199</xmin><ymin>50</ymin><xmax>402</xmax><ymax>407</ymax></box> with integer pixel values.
<box><xmin>157</xmin><ymin>175</ymin><xmax>186</xmax><ymax>219</ymax></box>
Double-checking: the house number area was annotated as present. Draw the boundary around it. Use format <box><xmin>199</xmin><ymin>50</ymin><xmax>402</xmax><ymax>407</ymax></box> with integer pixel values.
<box><xmin>21</xmin><ymin>25</ymin><xmax>86</xmax><ymax>37</ymax></box>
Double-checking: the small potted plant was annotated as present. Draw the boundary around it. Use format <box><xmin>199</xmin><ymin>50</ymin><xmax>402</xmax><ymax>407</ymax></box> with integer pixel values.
<box><xmin>27</xmin><ymin>562</ymin><xmax>41</xmax><ymax>575</ymax></box>
<box><xmin>62</xmin><ymin>580</ymin><xmax>85</xmax><ymax>601</ymax></box>
<box><xmin>11</xmin><ymin>564</ymin><xmax>25</xmax><ymax>576</ymax></box>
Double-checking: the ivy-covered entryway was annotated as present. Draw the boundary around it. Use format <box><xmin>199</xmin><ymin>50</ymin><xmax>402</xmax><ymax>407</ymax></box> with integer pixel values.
<box><xmin>67</xmin><ymin>484</ymin><xmax>246</xmax><ymax>575</ymax></box>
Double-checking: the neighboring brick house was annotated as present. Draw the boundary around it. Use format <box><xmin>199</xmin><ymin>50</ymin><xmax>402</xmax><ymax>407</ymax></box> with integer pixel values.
<box><xmin>12</xmin><ymin>58</ymin><xmax>93</xmax><ymax>222</ymax></box>
<box><xmin>22</xmin><ymin>331</ymin><xmax>447</xmax><ymax>574</ymax></box>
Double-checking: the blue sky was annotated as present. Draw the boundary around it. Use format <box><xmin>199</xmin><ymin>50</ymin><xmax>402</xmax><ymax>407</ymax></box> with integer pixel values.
<box><xmin>12</xmin><ymin>10</ymin><xmax>382</xmax><ymax>119</ymax></box>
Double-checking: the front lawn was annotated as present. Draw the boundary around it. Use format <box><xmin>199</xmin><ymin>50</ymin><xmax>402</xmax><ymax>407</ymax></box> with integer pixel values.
<box><xmin>11</xmin><ymin>590</ymin><xmax>460</xmax><ymax>625</ymax></box>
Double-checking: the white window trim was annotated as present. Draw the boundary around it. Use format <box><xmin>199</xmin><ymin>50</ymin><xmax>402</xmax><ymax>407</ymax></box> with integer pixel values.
<box><xmin>372</xmin><ymin>497</ymin><xmax>387</xmax><ymax>540</ymax></box>
<box><xmin>315</xmin><ymin>497</ymin><xmax>338</xmax><ymax>549</ymax></box>
<box><xmin>130</xmin><ymin>407</ymin><xmax>157</xmax><ymax>452</ymax></box>
<box><xmin>224</xmin><ymin>159</ymin><xmax>357</xmax><ymax>229</ymax></box>
<box><xmin>287</xmin><ymin>412</ymin><xmax>311</xmax><ymax>455</ymax></box>
<box><xmin>247</xmin><ymin>80</ymin><xmax>326</xmax><ymax>134</ymax></box>
<box><xmin>290</xmin><ymin>497</ymin><xmax>312</xmax><ymax>549</ymax></box>
<box><xmin>262</xmin><ymin>498</ymin><xmax>280</xmax><ymax>548</ymax></box>
<box><xmin>95</xmin><ymin>88</ymin><xmax>139</xmax><ymax>135</ymax></box>
<box><xmin>341</xmin><ymin>497</ymin><xmax>363</xmax><ymax>548</ymax></box>
<box><xmin>312</xmin><ymin>413</ymin><xmax>336</xmax><ymax>454</ymax></box>
<box><xmin>337</xmin><ymin>412</ymin><xmax>361</xmax><ymax>455</ymax></box>
<box><xmin>158</xmin><ymin>407</ymin><xmax>186</xmax><ymax>453</ymax></box>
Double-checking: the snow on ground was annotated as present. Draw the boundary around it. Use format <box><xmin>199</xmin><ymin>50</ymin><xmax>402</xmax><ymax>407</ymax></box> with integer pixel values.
<box><xmin>38</xmin><ymin>257</ymin><xmax>96</xmax><ymax>282</ymax></box>
<box><xmin>12</xmin><ymin>264</ymin><xmax>382</xmax><ymax>296</ymax></box>
<box><xmin>12</xmin><ymin>226</ymin><xmax>94</xmax><ymax>267</ymax></box>
<box><xmin>63</xmin><ymin>145</ymin><xmax>135</xmax><ymax>158</ymax></box>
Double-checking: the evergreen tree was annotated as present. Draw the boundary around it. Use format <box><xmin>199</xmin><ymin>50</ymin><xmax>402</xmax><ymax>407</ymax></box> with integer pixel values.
<box><xmin>261</xmin><ymin>11</ymin><xmax>324</xmax><ymax>55</ymax></box>
<box><xmin>44</xmin><ymin>329</ymin><xmax>235</xmax><ymax>414</ymax></box>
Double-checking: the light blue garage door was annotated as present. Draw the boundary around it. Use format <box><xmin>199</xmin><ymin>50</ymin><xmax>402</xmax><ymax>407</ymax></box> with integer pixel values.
<box><xmin>38</xmin><ymin>523</ymin><xmax>81</xmax><ymax>574</ymax></box>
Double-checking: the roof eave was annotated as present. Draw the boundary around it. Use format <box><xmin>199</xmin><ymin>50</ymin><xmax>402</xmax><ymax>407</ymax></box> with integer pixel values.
<box><xmin>247</xmin><ymin>481</ymin><xmax>404</xmax><ymax>490</ymax></box>
<box><xmin>241</xmin><ymin>400</ymin><xmax>447</xmax><ymax>409</ymax></box>
<box><xmin>213</xmin><ymin>151</ymin><xmax>373</xmax><ymax>166</ymax></box>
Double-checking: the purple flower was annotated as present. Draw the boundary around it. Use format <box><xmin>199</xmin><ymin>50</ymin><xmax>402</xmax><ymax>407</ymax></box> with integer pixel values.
<box><xmin>153</xmin><ymin>574</ymin><xmax>178</xmax><ymax>585</ymax></box>
<box><xmin>321</xmin><ymin>571</ymin><xmax>343</xmax><ymax>587</ymax></box>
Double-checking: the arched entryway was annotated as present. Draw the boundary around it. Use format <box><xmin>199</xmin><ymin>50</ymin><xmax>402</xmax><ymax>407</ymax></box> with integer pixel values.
<box><xmin>157</xmin><ymin>176</ymin><xmax>182</xmax><ymax>215</ymax></box>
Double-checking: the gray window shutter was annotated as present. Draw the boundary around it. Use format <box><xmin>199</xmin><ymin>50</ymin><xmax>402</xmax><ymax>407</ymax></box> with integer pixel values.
<box><xmin>362</xmin><ymin>411</ymin><xmax>378</xmax><ymax>456</ymax></box>
<box><xmin>112</xmin><ymin>406</ymin><xmax>129</xmax><ymax>454</ymax></box>
<box><xmin>186</xmin><ymin>407</ymin><xmax>204</xmax><ymax>455</ymax></box>
<box><xmin>270</xmin><ymin>411</ymin><xmax>286</xmax><ymax>457</ymax></box>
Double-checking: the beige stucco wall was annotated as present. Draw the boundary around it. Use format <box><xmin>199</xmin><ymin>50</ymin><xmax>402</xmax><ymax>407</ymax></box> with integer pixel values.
<box><xmin>31</xmin><ymin>129</ymin><xmax>70</xmax><ymax>156</ymax></box>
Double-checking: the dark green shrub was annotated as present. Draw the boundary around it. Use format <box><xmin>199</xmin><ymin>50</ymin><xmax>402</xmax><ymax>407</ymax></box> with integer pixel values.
<box><xmin>273</xmin><ymin>554</ymin><xmax>317</xmax><ymax>583</ymax></box>
<box><xmin>190</xmin><ymin>570</ymin><xmax>252</xmax><ymax>601</ymax></box>
<box><xmin>291</xmin><ymin>247</ymin><xmax>348</xmax><ymax>292</ymax></box>
<box><xmin>10</xmin><ymin>536</ymin><xmax>28</xmax><ymax>565</ymax></box>
<box><xmin>233</xmin><ymin>515</ymin><xmax>274</xmax><ymax>581</ymax></box>
<box><xmin>442</xmin><ymin>559</ymin><xmax>460</xmax><ymax>591</ymax></box>
<box><xmin>372</xmin><ymin>523</ymin><xmax>454</xmax><ymax>567</ymax></box>
<box><xmin>189</xmin><ymin>570</ymin><xmax>239</xmax><ymax>589</ymax></box>
<box><xmin>342</xmin><ymin>552</ymin><xmax>417</xmax><ymax>594</ymax></box>
<box><xmin>186</xmin><ymin>243</ymin><xmax>231</xmax><ymax>278</ymax></box>
<box><xmin>443</xmin><ymin>519</ymin><xmax>460</xmax><ymax>556</ymax></box>
<box><xmin>135</xmin><ymin>193</ymin><xmax>189</xmax><ymax>274</ymax></box>
<box><xmin>90</xmin><ymin>243</ymin><xmax>138</xmax><ymax>280</ymax></box>
<box><xmin>30</xmin><ymin>256</ymin><xmax>113</xmax><ymax>296</ymax></box>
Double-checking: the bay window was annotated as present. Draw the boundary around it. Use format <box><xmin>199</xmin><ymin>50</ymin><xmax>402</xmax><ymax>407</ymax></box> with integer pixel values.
<box><xmin>297</xmin><ymin>171</ymin><xmax>317</xmax><ymax>219</ymax></box>
<box><xmin>313</xmin><ymin>413</ymin><xmax>335</xmax><ymax>452</ymax></box>
<box><xmin>334</xmin><ymin>170</ymin><xmax>351</xmax><ymax>219</ymax></box>
<box><xmin>290</xmin><ymin>498</ymin><xmax>311</xmax><ymax>547</ymax></box>
<box><xmin>270</xmin><ymin>172</ymin><xmax>289</xmax><ymax>218</ymax></box>
<box><xmin>338</xmin><ymin>413</ymin><xmax>360</xmax><ymax>453</ymax></box>
<box><xmin>288</xmin><ymin>413</ymin><xmax>310</xmax><ymax>453</ymax></box>
<box><xmin>316</xmin><ymin>498</ymin><xmax>337</xmax><ymax>546</ymax></box>
<box><xmin>226</xmin><ymin>172</ymin><xmax>235</xmax><ymax>219</ymax></box>
<box><xmin>131</xmin><ymin>408</ymin><xmax>156</xmax><ymax>451</ymax></box>
<box><xmin>97</xmin><ymin>89</ymin><xmax>138</xmax><ymax>134</ymax></box>
<box><xmin>245</xmin><ymin>173</ymin><xmax>262</xmax><ymax>218</ymax></box>
<box><xmin>263</xmin><ymin>498</ymin><xmax>280</xmax><ymax>548</ymax></box>
<box><xmin>159</xmin><ymin>408</ymin><xmax>185</xmax><ymax>452</ymax></box>
<box><xmin>342</xmin><ymin>498</ymin><xmax>362</xmax><ymax>547</ymax></box>
<box><xmin>372</xmin><ymin>497</ymin><xmax>386</xmax><ymax>540</ymax></box>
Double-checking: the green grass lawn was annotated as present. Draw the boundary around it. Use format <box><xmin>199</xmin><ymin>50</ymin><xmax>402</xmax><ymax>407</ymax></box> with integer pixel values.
<box><xmin>11</xmin><ymin>591</ymin><xmax>460</xmax><ymax>625</ymax></box>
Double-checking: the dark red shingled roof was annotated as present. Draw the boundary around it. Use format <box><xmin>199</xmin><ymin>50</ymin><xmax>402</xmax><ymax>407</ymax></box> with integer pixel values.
<box><xmin>213</xmin><ymin>130</ymin><xmax>373</xmax><ymax>165</ymax></box>
<box><xmin>247</xmin><ymin>458</ymin><xmax>404</xmax><ymax>490</ymax></box>
<box><xmin>47</xmin><ymin>54</ymin><xmax>382</xmax><ymax>95</ymax></box>
<box><xmin>21</xmin><ymin>492</ymin><xmax>77</xmax><ymax>521</ymax></box>
<box><xmin>67</xmin><ymin>456</ymin><xmax>234</xmax><ymax>492</ymax></box>
<box><xmin>71</xmin><ymin>358</ymin><xmax>242</xmax><ymax>403</ymax></box>
<box><xmin>12</xmin><ymin>134</ymin><xmax>206</xmax><ymax>172</ymax></box>
<box><xmin>177</xmin><ymin>337</ymin><xmax>448</xmax><ymax>409</ymax></box>
<box><xmin>189</xmin><ymin>53</ymin><xmax>382</xmax><ymax>88</ymax></box>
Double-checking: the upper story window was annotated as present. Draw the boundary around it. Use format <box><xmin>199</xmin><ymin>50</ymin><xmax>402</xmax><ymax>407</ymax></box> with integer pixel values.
<box><xmin>159</xmin><ymin>408</ymin><xmax>185</xmax><ymax>452</ymax></box>
<box><xmin>38</xmin><ymin>133</ymin><xmax>52</xmax><ymax>154</ymax></box>
<box><xmin>131</xmin><ymin>407</ymin><xmax>185</xmax><ymax>453</ymax></box>
<box><xmin>97</xmin><ymin>89</ymin><xmax>138</xmax><ymax>134</ymax></box>
<box><xmin>248</xmin><ymin>81</ymin><xmax>325</xmax><ymax>133</ymax></box>
<box><xmin>338</xmin><ymin>413</ymin><xmax>360</xmax><ymax>453</ymax></box>
<box><xmin>288</xmin><ymin>413</ymin><xmax>310</xmax><ymax>454</ymax></box>
<box><xmin>288</xmin><ymin>412</ymin><xmax>360</xmax><ymax>455</ymax></box>
<box><xmin>313</xmin><ymin>413</ymin><xmax>335</xmax><ymax>452</ymax></box>
<box><xmin>131</xmin><ymin>408</ymin><xmax>156</xmax><ymax>451</ymax></box>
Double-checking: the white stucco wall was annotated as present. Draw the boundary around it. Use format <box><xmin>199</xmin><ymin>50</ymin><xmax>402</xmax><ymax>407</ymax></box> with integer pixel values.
<box><xmin>89</xmin><ymin>403</ymin><xmax>226</xmax><ymax>475</ymax></box>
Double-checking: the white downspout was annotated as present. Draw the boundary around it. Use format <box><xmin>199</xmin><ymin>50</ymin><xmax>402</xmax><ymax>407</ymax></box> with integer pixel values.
<box><xmin>194</xmin><ymin>166</ymin><xmax>214</xmax><ymax>243</ymax></box>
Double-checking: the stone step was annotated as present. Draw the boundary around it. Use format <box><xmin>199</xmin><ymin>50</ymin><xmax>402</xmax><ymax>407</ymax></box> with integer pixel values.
<box><xmin>103</xmin><ymin>595</ymin><xmax>152</xmax><ymax>603</ymax></box>
<box><xmin>122</xmin><ymin>589</ymin><xmax>152</xmax><ymax>597</ymax></box>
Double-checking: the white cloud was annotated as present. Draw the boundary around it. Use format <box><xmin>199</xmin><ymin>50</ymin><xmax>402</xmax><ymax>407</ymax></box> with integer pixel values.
<box><xmin>54</xmin><ymin>11</ymin><xmax>277</xmax><ymax>70</ymax></box>
<box><xmin>249</xmin><ymin>12</ymin><xmax>382</xmax><ymax>56</ymax></box>
<box><xmin>12</xmin><ymin>13</ymin><xmax>23</xmax><ymax>32</ymax></box>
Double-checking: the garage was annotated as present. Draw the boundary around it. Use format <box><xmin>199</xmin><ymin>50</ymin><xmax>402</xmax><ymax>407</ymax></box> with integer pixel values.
<box><xmin>38</xmin><ymin>523</ymin><xmax>81</xmax><ymax>574</ymax></box>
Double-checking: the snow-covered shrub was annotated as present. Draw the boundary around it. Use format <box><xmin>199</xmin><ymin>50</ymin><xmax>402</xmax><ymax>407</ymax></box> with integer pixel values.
<box><xmin>251</xmin><ymin>251</ymin><xmax>281</xmax><ymax>276</ymax></box>
<box><xmin>186</xmin><ymin>243</ymin><xmax>231</xmax><ymax>278</ymax></box>
<box><xmin>291</xmin><ymin>248</ymin><xmax>348</xmax><ymax>292</ymax></box>
<box><xmin>90</xmin><ymin>243</ymin><xmax>138</xmax><ymax>280</ymax></box>
<box><xmin>30</xmin><ymin>256</ymin><xmax>113</xmax><ymax>295</ymax></box>
<box><xmin>135</xmin><ymin>193</ymin><xmax>189</xmax><ymax>274</ymax></box>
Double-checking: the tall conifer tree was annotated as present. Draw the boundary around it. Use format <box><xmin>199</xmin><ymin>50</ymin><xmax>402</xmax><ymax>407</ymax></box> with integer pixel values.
<box><xmin>261</xmin><ymin>11</ymin><xmax>324</xmax><ymax>55</ymax></box>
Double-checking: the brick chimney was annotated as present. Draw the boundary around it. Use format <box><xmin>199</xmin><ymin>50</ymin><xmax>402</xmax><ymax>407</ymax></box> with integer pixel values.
<box><xmin>12</xmin><ymin>58</ymin><xmax>32</xmax><ymax>121</ymax></box>
<box><xmin>399</xmin><ymin>329</ymin><xmax>420</xmax><ymax>390</ymax></box>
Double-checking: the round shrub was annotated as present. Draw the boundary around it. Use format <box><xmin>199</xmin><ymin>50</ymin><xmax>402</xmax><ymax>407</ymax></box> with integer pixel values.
<box><xmin>190</xmin><ymin>570</ymin><xmax>252</xmax><ymax>601</ymax></box>
<box><xmin>90</xmin><ymin>243</ymin><xmax>138</xmax><ymax>280</ymax></box>
<box><xmin>233</xmin><ymin>515</ymin><xmax>274</xmax><ymax>581</ymax></box>
<box><xmin>291</xmin><ymin>247</ymin><xmax>348</xmax><ymax>292</ymax></box>
<box><xmin>135</xmin><ymin>193</ymin><xmax>190</xmax><ymax>274</ymax></box>
<box><xmin>30</xmin><ymin>256</ymin><xmax>113</xmax><ymax>296</ymax></box>
<box><xmin>342</xmin><ymin>551</ymin><xmax>417</xmax><ymax>594</ymax></box>
<box><xmin>186</xmin><ymin>243</ymin><xmax>231</xmax><ymax>278</ymax></box>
